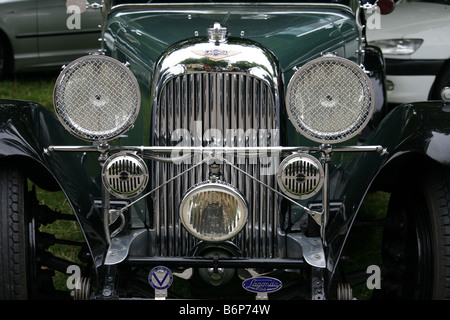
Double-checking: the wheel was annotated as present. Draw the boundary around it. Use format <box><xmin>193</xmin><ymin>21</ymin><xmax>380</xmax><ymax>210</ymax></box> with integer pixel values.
<box><xmin>0</xmin><ymin>40</ymin><xmax>6</xmax><ymax>79</ymax></box>
<box><xmin>0</xmin><ymin>163</ymin><xmax>64</xmax><ymax>299</ymax></box>
<box><xmin>0</xmin><ymin>41</ymin><xmax>5</xmax><ymax>80</ymax></box>
<box><xmin>0</xmin><ymin>164</ymin><xmax>32</xmax><ymax>299</ymax></box>
<box><xmin>379</xmin><ymin>164</ymin><xmax>450</xmax><ymax>299</ymax></box>
<box><xmin>0</xmin><ymin>163</ymin><xmax>90</xmax><ymax>299</ymax></box>
<box><xmin>430</xmin><ymin>64</ymin><xmax>450</xmax><ymax>100</ymax></box>
<box><xmin>0</xmin><ymin>35</ymin><xmax>12</xmax><ymax>79</ymax></box>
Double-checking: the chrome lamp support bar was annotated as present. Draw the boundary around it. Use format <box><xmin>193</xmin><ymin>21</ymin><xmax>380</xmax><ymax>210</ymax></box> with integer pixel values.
<box><xmin>46</xmin><ymin>144</ymin><xmax>387</xmax><ymax>157</ymax></box>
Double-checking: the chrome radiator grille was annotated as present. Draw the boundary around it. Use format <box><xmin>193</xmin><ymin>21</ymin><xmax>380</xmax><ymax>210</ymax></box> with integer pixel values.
<box><xmin>151</xmin><ymin>71</ymin><xmax>280</xmax><ymax>258</ymax></box>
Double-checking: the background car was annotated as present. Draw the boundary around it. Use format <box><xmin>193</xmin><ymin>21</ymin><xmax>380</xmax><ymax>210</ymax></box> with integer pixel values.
<box><xmin>0</xmin><ymin>0</ymin><xmax>102</xmax><ymax>78</ymax></box>
<box><xmin>367</xmin><ymin>0</ymin><xmax>450</xmax><ymax>104</ymax></box>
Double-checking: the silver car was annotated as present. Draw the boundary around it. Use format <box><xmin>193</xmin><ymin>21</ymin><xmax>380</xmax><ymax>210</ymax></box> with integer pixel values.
<box><xmin>0</xmin><ymin>0</ymin><xmax>102</xmax><ymax>77</ymax></box>
<box><xmin>367</xmin><ymin>0</ymin><xmax>450</xmax><ymax>104</ymax></box>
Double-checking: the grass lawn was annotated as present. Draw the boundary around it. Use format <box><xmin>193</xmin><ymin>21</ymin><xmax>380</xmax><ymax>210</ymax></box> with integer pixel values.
<box><xmin>0</xmin><ymin>71</ymin><xmax>58</xmax><ymax>110</ymax></box>
<box><xmin>0</xmin><ymin>71</ymin><xmax>389</xmax><ymax>299</ymax></box>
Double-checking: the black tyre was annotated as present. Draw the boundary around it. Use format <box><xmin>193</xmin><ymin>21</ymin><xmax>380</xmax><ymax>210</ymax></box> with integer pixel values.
<box><xmin>0</xmin><ymin>164</ymin><xmax>31</xmax><ymax>299</ymax></box>
<box><xmin>379</xmin><ymin>164</ymin><xmax>450</xmax><ymax>299</ymax></box>
<box><xmin>0</xmin><ymin>35</ymin><xmax>12</xmax><ymax>79</ymax></box>
<box><xmin>430</xmin><ymin>65</ymin><xmax>450</xmax><ymax>100</ymax></box>
<box><xmin>0</xmin><ymin>40</ymin><xmax>5</xmax><ymax>79</ymax></box>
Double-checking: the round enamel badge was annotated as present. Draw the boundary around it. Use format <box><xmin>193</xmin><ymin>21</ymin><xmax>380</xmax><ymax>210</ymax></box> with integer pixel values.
<box><xmin>148</xmin><ymin>266</ymin><xmax>173</xmax><ymax>290</ymax></box>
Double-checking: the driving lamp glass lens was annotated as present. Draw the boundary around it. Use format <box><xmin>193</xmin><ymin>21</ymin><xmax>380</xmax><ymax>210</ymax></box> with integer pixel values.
<box><xmin>286</xmin><ymin>56</ymin><xmax>374</xmax><ymax>143</ymax></box>
<box><xmin>180</xmin><ymin>183</ymin><xmax>248</xmax><ymax>242</ymax></box>
<box><xmin>54</xmin><ymin>55</ymin><xmax>140</xmax><ymax>141</ymax></box>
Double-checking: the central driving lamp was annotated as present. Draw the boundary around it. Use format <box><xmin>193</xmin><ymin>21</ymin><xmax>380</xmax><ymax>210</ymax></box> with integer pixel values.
<box><xmin>180</xmin><ymin>182</ymin><xmax>248</xmax><ymax>242</ymax></box>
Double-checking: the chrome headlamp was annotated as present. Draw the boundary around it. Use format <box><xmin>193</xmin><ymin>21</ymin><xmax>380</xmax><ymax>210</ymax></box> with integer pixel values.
<box><xmin>102</xmin><ymin>152</ymin><xmax>149</xmax><ymax>199</ymax></box>
<box><xmin>286</xmin><ymin>56</ymin><xmax>374</xmax><ymax>143</ymax></box>
<box><xmin>277</xmin><ymin>153</ymin><xmax>324</xmax><ymax>200</ymax></box>
<box><xmin>53</xmin><ymin>55</ymin><xmax>140</xmax><ymax>141</ymax></box>
<box><xmin>180</xmin><ymin>182</ymin><xmax>248</xmax><ymax>242</ymax></box>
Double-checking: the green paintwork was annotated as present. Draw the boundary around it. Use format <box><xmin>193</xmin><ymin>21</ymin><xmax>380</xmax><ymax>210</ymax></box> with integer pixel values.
<box><xmin>104</xmin><ymin>3</ymin><xmax>359</xmax><ymax>147</ymax></box>
<box><xmin>106</xmin><ymin>4</ymin><xmax>359</xmax><ymax>71</ymax></box>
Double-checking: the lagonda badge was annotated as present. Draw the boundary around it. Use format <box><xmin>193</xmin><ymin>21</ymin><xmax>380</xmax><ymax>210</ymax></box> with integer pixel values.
<box><xmin>192</xmin><ymin>49</ymin><xmax>240</xmax><ymax>61</ymax></box>
<box><xmin>242</xmin><ymin>277</ymin><xmax>283</xmax><ymax>293</ymax></box>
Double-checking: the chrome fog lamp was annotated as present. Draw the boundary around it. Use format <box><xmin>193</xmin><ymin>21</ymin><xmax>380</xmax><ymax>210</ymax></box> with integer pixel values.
<box><xmin>277</xmin><ymin>153</ymin><xmax>324</xmax><ymax>200</ymax></box>
<box><xmin>286</xmin><ymin>56</ymin><xmax>374</xmax><ymax>143</ymax></box>
<box><xmin>180</xmin><ymin>182</ymin><xmax>248</xmax><ymax>242</ymax></box>
<box><xmin>54</xmin><ymin>55</ymin><xmax>140</xmax><ymax>141</ymax></box>
<box><xmin>102</xmin><ymin>152</ymin><xmax>149</xmax><ymax>198</ymax></box>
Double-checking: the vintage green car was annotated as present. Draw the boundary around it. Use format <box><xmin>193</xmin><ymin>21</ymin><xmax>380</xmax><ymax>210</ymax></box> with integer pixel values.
<box><xmin>1</xmin><ymin>0</ymin><xmax>449</xmax><ymax>301</ymax></box>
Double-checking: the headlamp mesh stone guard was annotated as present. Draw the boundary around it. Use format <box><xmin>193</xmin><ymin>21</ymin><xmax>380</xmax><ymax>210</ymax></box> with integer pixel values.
<box><xmin>53</xmin><ymin>55</ymin><xmax>140</xmax><ymax>141</ymax></box>
<box><xmin>286</xmin><ymin>56</ymin><xmax>374</xmax><ymax>143</ymax></box>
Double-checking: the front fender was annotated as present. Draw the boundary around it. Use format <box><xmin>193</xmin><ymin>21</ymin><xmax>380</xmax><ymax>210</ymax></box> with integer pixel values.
<box><xmin>326</xmin><ymin>100</ymin><xmax>450</xmax><ymax>281</ymax></box>
<box><xmin>382</xmin><ymin>102</ymin><xmax>450</xmax><ymax>167</ymax></box>
<box><xmin>350</xmin><ymin>100</ymin><xmax>450</xmax><ymax>203</ymax></box>
<box><xmin>367</xmin><ymin>100</ymin><xmax>450</xmax><ymax>181</ymax></box>
<box><xmin>0</xmin><ymin>99</ymin><xmax>107</xmax><ymax>265</ymax></box>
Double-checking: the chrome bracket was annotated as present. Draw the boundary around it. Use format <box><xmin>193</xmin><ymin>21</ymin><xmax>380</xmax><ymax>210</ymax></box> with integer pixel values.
<box><xmin>287</xmin><ymin>234</ymin><xmax>326</xmax><ymax>268</ymax></box>
<box><xmin>104</xmin><ymin>229</ymin><xmax>147</xmax><ymax>265</ymax></box>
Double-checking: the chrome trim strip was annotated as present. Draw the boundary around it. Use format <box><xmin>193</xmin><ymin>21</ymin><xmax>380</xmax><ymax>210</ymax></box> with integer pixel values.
<box><xmin>110</xmin><ymin>3</ymin><xmax>355</xmax><ymax>17</ymax></box>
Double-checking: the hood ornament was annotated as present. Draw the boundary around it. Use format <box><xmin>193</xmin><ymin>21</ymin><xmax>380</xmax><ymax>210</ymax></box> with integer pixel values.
<box><xmin>192</xmin><ymin>22</ymin><xmax>240</xmax><ymax>62</ymax></box>
<box><xmin>207</xmin><ymin>22</ymin><xmax>228</xmax><ymax>44</ymax></box>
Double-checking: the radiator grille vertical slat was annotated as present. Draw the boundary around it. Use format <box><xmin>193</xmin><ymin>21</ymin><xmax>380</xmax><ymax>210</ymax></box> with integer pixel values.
<box><xmin>153</xmin><ymin>71</ymin><xmax>279</xmax><ymax>258</ymax></box>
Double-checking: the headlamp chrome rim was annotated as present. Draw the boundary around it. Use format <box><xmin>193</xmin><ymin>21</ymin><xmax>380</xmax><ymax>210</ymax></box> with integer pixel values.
<box><xmin>53</xmin><ymin>55</ymin><xmax>141</xmax><ymax>142</ymax></box>
<box><xmin>179</xmin><ymin>181</ymin><xmax>248</xmax><ymax>242</ymax></box>
<box><xmin>286</xmin><ymin>56</ymin><xmax>375</xmax><ymax>144</ymax></box>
